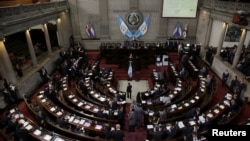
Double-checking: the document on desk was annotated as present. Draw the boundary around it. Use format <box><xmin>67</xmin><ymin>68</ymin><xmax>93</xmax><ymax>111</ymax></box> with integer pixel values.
<box><xmin>219</xmin><ymin>104</ymin><xmax>225</xmax><ymax>109</ymax></box>
<box><xmin>195</xmin><ymin>96</ymin><xmax>199</xmax><ymax>100</ymax></box>
<box><xmin>50</xmin><ymin>107</ymin><xmax>56</xmax><ymax>112</ymax></box>
<box><xmin>171</xmin><ymin>104</ymin><xmax>177</xmax><ymax>109</ymax></box>
<box><xmin>79</xmin><ymin>119</ymin><xmax>85</xmax><ymax>125</ymax></box>
<box><xmin>214</xmin><ymin>109</ymin><xmax>219</xmax><ymax>114</ymax></box>
<box><xmin>178</xmin><ymin>121</ymin><xmax>185</xmax><ymax>128</ymax></box>
<box><xmin>78</xmin><ymin>102</ymin><xmax>83</xmax><ymax>107</ymax></box>
<box><xmin>73</xmin><ymin>119</ymin><xmax>80</xmax><ymax>124</ymax></box>
<box><xmin>33</xmin><ymin>129</ymin><xmax>42</xmax><ymax>136</ymax></box>
<box><xmin>189</xmin><ymin>121</ymin><xmax>196</xmax><ymax>126</ymax></box>
<box><xmin>184</xmin><ymin>103</ymin><xmax>189</xmax><ymax>107</ymax></box>
<box><xmin>84</xmin><ymin>122</ymin><xmax>91</xmax><ymax>127</ymax></box>
<box><xmin>100</xmin><ymin>97</ymin><xmax>106</xmax><ymax>102</ymax></box>
<box><xmin>199</xmin><ymin>116</ymin><xmax>205</xmax><ymax>123</ymax></box>
<box><xmin>207</xmin><ymin>113</ymin><xmax>213</xmax><ymax>118</ymax></box>
<box><xmin>41</xmin><ymin>99</ymin><xmax>46</xmax><ymax>103</ymax></box>
<box><xmin>68</xmin><ymin>94</ymin><xmax>74</xmax><ymax>99</ymax></box>
<box><xmin>93</xmin><ymin>108</ymin><xmax>99</xmax><ymax>112</ymax></box>
<box><xmin>54</xmin><ymin>137</ymin><xmax>65</xmax><ymax>141</ymax></box>
<box><xmin>147</xmin><ymin>125</ymin><xmax>154</xmax><ymax>129</ymax></box>
<box><xmin>69</xmin><ymin>116</ymin><xmax>74</xmax><ymax>123</ymax></box>
<box><xmin>95</xmin><ymin>125</ymin><xmax>103</xmax><ymax>130</ymax></box>
<box><xmin>43</xmin><ymin>134</ymin><xmax>52</xmax><ymax>141</ymax></box>
<box><xmin>56</xmin><ymin>111</ymin><xmax>62</xmax><ymax>116</ymax></box>
<box><xmin>73</xmin><ymin>98</ymin><xmax>77</xmax><ymax>102</ymax></box>
<box><xmin>25</xmin><ymin>124</ymin><xmax>33</xmax><ymax>130</ymax></box>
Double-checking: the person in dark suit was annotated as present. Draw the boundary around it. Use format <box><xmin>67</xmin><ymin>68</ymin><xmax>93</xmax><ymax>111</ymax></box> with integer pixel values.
<box><xmin>150</xmin><ymin>127</ymin><xmax>166</xmax><ymax>141</ymax></box>
<box><xmin>39</xmin><ymin>66</ymin><xmax>50</xmax><ymax>83</ymax></box>
<box><xmin>104</xmin><ymin>126</ymin><xmax>112</xmax><ymax>140</ymax></box>
<box><xmin>222</xmin><ymin>69</ymin><xmax>230</xmax><ymax>86</ymax></box>
<box><xmin>184</xmin><ymin>132</ymin><xmax>200</xmax><ymax>141</ymax></box>
<box><xmin>117</xmin><ymin>106</ymin><xmax>125</xmax><ymax>130</ymax></box>
<box><xmin>128</xmin><ymin>108</ymin><xmax>136</xmax><ymax>132</ymax></box>
<box><xmin>15</xmin><ymin>123</ymin><xmax>30</xmax><ymax>141</ymax></box>
<box><xmin>126</xmin><ymin>83</ymin><xmax>132</xmax><ymax>99</ymax></box>
<box><xmin>36</xmin><ymin>110</ymin><xmax>47</xmax><ymax>127</ymax></box>
<box><xmin>136</xmin><ymin>92</ymin><xmax>142</xmax><ymax>103</ymax></box>
<box><xmin>111</xmin><ymin>124</ymin><xmax>124</xmax><ymax>141</ymax></box>
<box><xmin>185</xmin><ymin>107</ymin><xmax>200</xmax><ymax>119</ymax></box>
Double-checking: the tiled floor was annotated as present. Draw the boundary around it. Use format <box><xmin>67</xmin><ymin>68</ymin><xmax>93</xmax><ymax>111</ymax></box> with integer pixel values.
<box><xmin>117</xmin><ymin>80</ymin><xmax>149</xmax><ymax>103</ymax></box>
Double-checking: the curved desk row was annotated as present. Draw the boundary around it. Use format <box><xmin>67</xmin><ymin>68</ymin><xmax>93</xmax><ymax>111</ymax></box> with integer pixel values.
<box><xmin>37</xmin><ymin>93</ymin><xmax>113</xmax><ymax>136</ymax></box>
<box><xmin>7</xmin><ymin>107</ymin><xmax>74</xmax><ymax>141</ymax></box>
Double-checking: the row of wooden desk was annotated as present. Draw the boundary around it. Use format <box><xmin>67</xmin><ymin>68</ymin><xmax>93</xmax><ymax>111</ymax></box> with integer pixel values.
<box><xmin>7</xmin><ymin>107</ymin><xmax>75</xmax><ymax>141</ymax></box>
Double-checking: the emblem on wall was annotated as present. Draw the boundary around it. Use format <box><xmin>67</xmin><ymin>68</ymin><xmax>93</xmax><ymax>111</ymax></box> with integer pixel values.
<box><xmin>117</xmin><ymin>9</ymin><xmax>151</xmax><ymax>40</ymax></box>
<box><xmin>125</xmin><ymin>9</ymin><xmax>143</xmax><ymax>31</ymax></box>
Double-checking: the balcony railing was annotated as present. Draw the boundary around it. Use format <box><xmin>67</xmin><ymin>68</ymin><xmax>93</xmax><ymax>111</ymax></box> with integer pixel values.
<box><xmin>0</xmin><ymin>1</ymin><xmax>69</xmax><ymax>24</ymax></box>
<box><xmin>201</xmin><ymin>0</ymin><xmax>250</xmax><ymax>14</ymax></box>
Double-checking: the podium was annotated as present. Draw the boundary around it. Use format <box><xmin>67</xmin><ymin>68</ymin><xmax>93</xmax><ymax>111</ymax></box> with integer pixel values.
<box><xmin>162</xmin><ymin>55</ymin><xmax>169</xmax><ymax>66</ymax></box>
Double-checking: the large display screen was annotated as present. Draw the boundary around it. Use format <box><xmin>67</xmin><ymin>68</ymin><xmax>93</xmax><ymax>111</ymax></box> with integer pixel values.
<box><xmin>162</xmin><ymin>0</ymin><xmax>198</xmax><ymax>18</ymax></box>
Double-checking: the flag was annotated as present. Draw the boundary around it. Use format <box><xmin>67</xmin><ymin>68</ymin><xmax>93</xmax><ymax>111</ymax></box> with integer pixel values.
<box><xmin>117</xmin><ymin>14</ymin><xmax>133</xmax><ymax>38</ymax></box>
<box><xmin>183</xmin><ymin>24</ymin><xmax>188</xmax><ymax>38</ymax></box>
<box><xmin>128</xmin><ymin>60</ymin><xmax>133</xmax><ymax>78</ymax></box>
<box><xmin>134</xmin><ymin>14</ymin><xmax>151</xmax><ymax>39</ymax></box>
<box><xmin>90</xmin><ymin>24</ymin><xmax>95</xmax><ymax>38</ymax></box>
<box><xmin>173</xmin><ymin>22</ymin><xmax>182</xmax><ymax>38</ymax></box>
<box><xmin>85</xmin><ymin>24</ymin><xmax>95</xmax><ymax>38</ymax></box>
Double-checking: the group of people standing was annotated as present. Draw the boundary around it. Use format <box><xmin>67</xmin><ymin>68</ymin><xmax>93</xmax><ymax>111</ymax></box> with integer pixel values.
<box><xmin>222</xmin><ymin>69</ymin><xmax>246</xmax><ymax>96</ymax></box>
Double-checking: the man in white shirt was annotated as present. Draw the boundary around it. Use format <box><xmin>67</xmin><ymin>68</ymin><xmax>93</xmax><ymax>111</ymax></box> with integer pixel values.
<box><xmin>161</xmin><ymin>95</ymin><xmax>171</xmax><ymax>105</ymax></box>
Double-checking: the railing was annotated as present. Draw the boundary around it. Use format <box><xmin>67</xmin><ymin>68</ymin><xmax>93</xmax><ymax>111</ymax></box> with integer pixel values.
<box><xmin>0</xmin><ymin>1</ymin><xmax>69</xmax><ymax>23</ymax></box>
<box><xmin>201</xmin><ymin>0</ymin><xmax>250</xmax><ymax>14</ymax></box>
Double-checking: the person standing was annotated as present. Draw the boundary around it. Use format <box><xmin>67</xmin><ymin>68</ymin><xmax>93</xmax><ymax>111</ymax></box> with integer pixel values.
<box><xmin>222</xmin><ymin>69</ymin><xmax>230</xmax><ymax>86</ymax></box>
<box><xmin>15</xmin><ymin>64</ymin><xmax>23</xmax><ymax>77</ymax></box>
<box><xmin>126</xmin><ymin>82</ymin><xmax>132</xmax><ymax>99</ymax></box>
<box><xmin>111</xmin><ymin>124</ymin><xmax>124</xmax><ymax>141</ymax></box>
<box><xmin>128</xmin><ymin>108</ymin><xmax>136</xmax><ymax>132</ymax></box>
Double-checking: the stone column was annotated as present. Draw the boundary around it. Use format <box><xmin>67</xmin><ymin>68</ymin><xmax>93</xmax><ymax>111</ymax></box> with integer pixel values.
<box><xmin>56</xmin><ymin>18</ymin><xmax>63</xmax><ymax>47</ymax></box>
<box><xmin>43</xmin><ymin>23</ymin><xmax>52</xmax><ymax>54</ymax></box>
<box><xmin>232</xmin><ymin>29</ymin><xmax>246</xmax><ymax>68</ymax></box>
<box><xmin>0</xmin><ymin>40</ymin><xmax>17</xmax><ymax>85</ymax></box>
<box><xmin>25</xmin><ymin>29</ymin><xmax>38</xmax><ymax>66</ymax></box>
<box><xmin>216</xmin><ymin>22</ymin><xmax>227</xmax><ymax>56</ymax></box>
<box><xmin>204</xmin><ymin>17</ymin><xmax>213</xmax><ymax>49</ymax></box>
<box><xmin>99</xmin><ymin>0</ymin><xmax>110</xmax><ymax>39</ymax></box>
<box><xmin>201</xmin><ymin>17</ymin><xmax>213</xmax><ymax>59</ymax></box>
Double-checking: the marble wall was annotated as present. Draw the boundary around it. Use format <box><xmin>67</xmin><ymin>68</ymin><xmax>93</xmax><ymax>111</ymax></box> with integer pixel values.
<box><xmin>68</xmin><ymin>0</ymin><xmax>199</xmax><ymax>50</ymax></box>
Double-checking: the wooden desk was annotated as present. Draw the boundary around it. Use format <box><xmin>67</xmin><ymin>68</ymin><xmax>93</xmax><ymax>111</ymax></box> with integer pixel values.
<box><xmin>37</xmin><ymin>94</ymin><xmax>114</xmax><ymax>136</ymax></box>
<box><xmin>8</xmin><ymin>108</ymin><xmax>75</xmax><ymax>141</ymax></box>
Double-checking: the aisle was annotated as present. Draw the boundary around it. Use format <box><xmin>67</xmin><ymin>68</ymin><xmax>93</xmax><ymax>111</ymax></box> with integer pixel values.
<box><xmin>123</xmin><ymin>103</ymin><xmax>148</xmax><ymax>141</ymax></box>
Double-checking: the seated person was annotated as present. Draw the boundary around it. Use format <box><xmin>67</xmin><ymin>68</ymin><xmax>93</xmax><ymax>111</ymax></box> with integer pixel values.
<box><xmin>199</xmin><ymin>65</ymin><xmax>207</xmax><ymax>76</ymax></box>
<box><xmin>185</xmin><ymin>107</ymin><xmax>200</xmax><ymax>119</ymax></box>
<box><xmin>161</xmin><ymin>95</ymin><xmax>171</xmax><ymax>105</ymax></box>
<box><xmin>179</xmin><ymin>67</ymin><xmax>186</xmax><ymax>79</ymax></box>
<box><xmin>149</xmin><ymin>127</ymin><xmax>166</xmax><ymax>141</ymax></box>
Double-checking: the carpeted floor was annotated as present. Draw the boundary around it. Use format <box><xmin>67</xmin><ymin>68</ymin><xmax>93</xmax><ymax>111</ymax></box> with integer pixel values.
<box><xmin>1</xmin><ymin>50</ymin><xmax>250</xmax><ymax>141</ymax></box>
